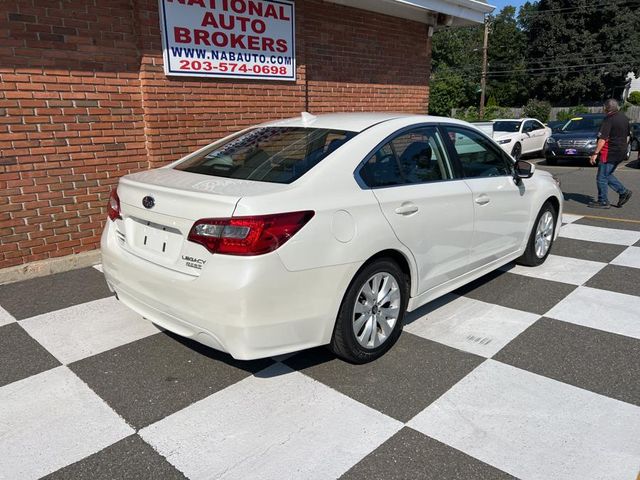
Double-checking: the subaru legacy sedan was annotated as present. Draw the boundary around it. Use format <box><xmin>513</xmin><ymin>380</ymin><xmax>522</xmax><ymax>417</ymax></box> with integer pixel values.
<box><xmin>102</xmin><ymin>113</ymin><xmax>563</xmax><ymax>363</ymax></box>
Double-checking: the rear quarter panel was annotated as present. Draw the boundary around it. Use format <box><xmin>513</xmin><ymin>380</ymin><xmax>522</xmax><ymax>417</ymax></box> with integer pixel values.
<box><xmin>232</xmin><ymin>119</ymin><xmax>421</xmax><ymax>286</ymax></box>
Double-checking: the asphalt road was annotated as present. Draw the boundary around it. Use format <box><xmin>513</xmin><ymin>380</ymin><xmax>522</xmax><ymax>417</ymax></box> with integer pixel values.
<box><xmin>532</xmin><ymin>151</ymin><xmax>640</xmax><ymax>222</ymax></box>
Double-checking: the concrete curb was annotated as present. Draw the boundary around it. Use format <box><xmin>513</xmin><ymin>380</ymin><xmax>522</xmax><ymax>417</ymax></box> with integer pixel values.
<box><xmin>0</xmin><ymin>250</ymin><xmax>102</xmax><ymax>285</ymax></box>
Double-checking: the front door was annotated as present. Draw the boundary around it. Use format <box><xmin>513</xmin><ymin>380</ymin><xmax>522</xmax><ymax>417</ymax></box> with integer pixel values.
<box><xmin>443</xmin><ymin>125</ymin><xmax>531</xmax><ymax>269</ymax></box>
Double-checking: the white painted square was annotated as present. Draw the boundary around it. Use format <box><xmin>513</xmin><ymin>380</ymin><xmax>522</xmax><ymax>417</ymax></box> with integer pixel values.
<box><xmin>406</xmin><ymin>295</ymin><xmax>540</xmax><ymax>358</ymax></box>
<box><xmin>611</xmin><ymin>246</ymin><xmax>640</xmax><ymax>269</ymax></box>
<box><xmin>546</xmin><ymin>286</ymin><xmax>640</xmax><ymax>340</ymax></box>
<box><xmin>559</xmin><ymin>223</ymin><xmax>640</xmax><ymax>246</ymax></box>
<box><xmin>0</xmin><ymin>366</ymin><xmax>133</xmax><ymax>480</ymax></box>
<box><xmin>20</xmin><ymin>297</ymin><xmax>159</xmax><ymax>364</ymax></box>
<box><xmin>93</xmin><ymin>263</ymin><xmax>103</xmax><ymax>272</ymax></box>
<box><xmin>0</xmin><ymin>305</ymin><xmax>16</xmax><ymax>327</ymax></box>
<box><xmin>409</xmin><ymin>360</ymin><xmax>640</xmax><ymax>480</ymax></box>
<box><xmin>561</xmin><ymin>213</ymin><xmax>583</xmax><ymax>224</ymax></box>
<box><xmin>502</xmin><ymin>254</ymin><xmax>605</xmax><ymax>285</ymax></box>
<box><xmin>140</xmin><ymin>363</ymin><xmax>402</xmax><ymax>480</ymax></box>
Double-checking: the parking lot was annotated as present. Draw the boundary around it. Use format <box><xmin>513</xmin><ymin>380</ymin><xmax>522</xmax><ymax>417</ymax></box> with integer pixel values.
<box><xmin>1</xmin><ymin>156</ymin><xmax>640</xmax><ymax>480</ymax></box>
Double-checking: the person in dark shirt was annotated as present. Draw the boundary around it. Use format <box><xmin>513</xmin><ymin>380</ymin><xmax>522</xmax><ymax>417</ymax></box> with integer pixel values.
<box><xmin>588</xmin><ymin>99</ymin><xmax>632</xmax><ymax>209</ymax></box>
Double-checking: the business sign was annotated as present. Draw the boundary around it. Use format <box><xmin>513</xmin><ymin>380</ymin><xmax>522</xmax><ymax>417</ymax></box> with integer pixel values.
<box><xmin>159</xmin><ymin>0</ymin><xmax>295</xmax><ymax>80</ymax></box>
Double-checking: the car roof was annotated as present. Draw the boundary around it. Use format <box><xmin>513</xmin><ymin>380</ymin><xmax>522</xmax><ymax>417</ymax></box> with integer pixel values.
<box><xmin>569</xmin><ymin>113</ymin><xmax>604</xmax><ymax>118</ymax></box>
<box><xmin>492</xmin><ymin>118</ymin><xmax>536</xmax><ymax>122</ymax></box>
<box><xmin>260</xmin><ymin>112</ymin><xmax>471</xmax><ymax>133</ymax></box>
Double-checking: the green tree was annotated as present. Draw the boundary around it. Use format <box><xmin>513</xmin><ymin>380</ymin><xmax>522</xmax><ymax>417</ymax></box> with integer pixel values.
<box><xmin>428</xmin><ymin>69</ymin><xmax>472</xmax><ymax>116</ymax></box>
<box><xmin>429</xmin><ymin>6</ymin><xmax>531</xmax><ymax>114</ymax></box>
<box><xmin>523</xmin><ymin>99</ymin><xmax>552</xmax><ymax>122</ymax></box>
<box><xmin>486</xmin><ymin>6</ymin><xmax>529</xmax><ymax>106</ymax></box>
<box><xmin>520</xmin><ymin>0</ymin><xmax>640</xmax><ymax>104</ymax></box>
<box><xmin>628</xmin><ymin>91</ymin><xmax>640</xmax><ymax>106</ymax></box>
<box><xmin>430</xmin><ymin>24</ymin><xmax>483</xmax><ymax>115</ymax></box>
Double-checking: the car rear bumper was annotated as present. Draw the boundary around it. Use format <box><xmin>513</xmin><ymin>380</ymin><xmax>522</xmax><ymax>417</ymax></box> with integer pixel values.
<box><xmin>101</xmin><ymin>221</ymin><xmax>360</xmax><ymax>360</ymax></box>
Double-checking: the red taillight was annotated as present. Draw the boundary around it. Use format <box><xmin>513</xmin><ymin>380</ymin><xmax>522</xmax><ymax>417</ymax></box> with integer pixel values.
<box><xmin>107</xmin><ymin>188</ymin><xmax>121</xmax><ymax>221</ymax></box>
<box><xmin>188</xmin><ymin>211</ymin><xmax>315</xmax><ymax>256</ymax></box>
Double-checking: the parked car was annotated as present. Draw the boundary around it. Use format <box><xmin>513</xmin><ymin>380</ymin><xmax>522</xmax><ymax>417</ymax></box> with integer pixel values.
<box><xmin>492</xmin><ymin>118</ymin><xmax>552</xmax><ymax>160</ymax></box>
<box><xmin>102</xmin><ymin>113</ymin><xmax>563</xmax><ymax>364</ymax></box>
<box><xmin>631</xmin><ymin>122</ymin><xmax>640</xmax><ymax>151</ymax></box>
<box><xmin>544</xmin><ymin>114</ymin><xmax>631</xmax><ymax>165</ymax></box>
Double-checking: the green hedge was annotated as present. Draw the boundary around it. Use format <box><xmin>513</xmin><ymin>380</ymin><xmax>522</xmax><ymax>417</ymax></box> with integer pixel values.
<box><xmin>628</xmin><ymin>91</ymin><xmax>640</xmax><ymax>106</ymax></box>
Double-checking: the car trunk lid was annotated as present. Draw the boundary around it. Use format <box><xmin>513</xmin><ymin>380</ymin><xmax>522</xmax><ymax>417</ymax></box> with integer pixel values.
<box><xmin>113</xmin><ymin>168</ymin><xmax>289</xmax><ymax>275</ymax></box>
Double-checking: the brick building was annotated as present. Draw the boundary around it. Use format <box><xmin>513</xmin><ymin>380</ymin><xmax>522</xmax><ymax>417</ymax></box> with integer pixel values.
<box><xmin>0</xmin><ymin>0</ymin><xmax>490</xmax><ymax>280</ymax></box>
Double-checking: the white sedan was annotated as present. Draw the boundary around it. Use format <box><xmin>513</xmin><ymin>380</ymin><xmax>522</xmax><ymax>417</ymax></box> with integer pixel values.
<box><xmin>101</xmin><ymin>113</ymin><xmax>563</xmax><ymax>363</ymax></box>
<box><xmin>493</xmin><ymin>118</ymin><xmax>552</xmax><ymax>160</ymax></box>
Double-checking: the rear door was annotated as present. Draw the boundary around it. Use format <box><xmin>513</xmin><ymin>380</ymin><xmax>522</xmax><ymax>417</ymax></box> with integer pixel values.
<box><xmin>442</xmin><ymin>125</ymin><xmax>530</xmax><ymax>269</ymax></box>
<box><xmin>360</xmin><ymin>126</ymin><xmax>474</xmax><ymax>295</ymax></box>
<box><xmin>529</xmin><ymin>120</ymin><xmax>548</xmax><ymax>151</ymax></box>
<box><xmin>521</xmin><ymin>120</ymin><xmax>540</xmax><ymax>153</ymax></box>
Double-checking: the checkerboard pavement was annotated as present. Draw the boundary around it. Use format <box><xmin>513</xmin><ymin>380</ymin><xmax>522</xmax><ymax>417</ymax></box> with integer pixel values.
<box><xmin>2</xmin><ymin>214</ymin><xmax>640</xmax><ymax>480</ymax></box>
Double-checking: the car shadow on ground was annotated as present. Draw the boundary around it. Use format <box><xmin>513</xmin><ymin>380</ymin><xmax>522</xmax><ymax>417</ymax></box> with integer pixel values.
<box><xmin>161</xmin><ymin>329</ymin><xmax>272</xmax><ymax>373</ymax></box>
<box><xmin>626</xmin><ymin>158</ymin><xmax>640</xmax><ymax>169</ymax></box>
<box><xmin>563</xmin><ymin>192</ymin><xmax>594</xmax><ymax>206</ymax></box>
<box><xmin>162</xmin><ymin>325</ymin><xmax>344</xmax><ymax>374</ymax></box>
<box><xmin>163</xmin><ymin>268</ymin><xmax>508</xmax><ymax>374</ymax></box>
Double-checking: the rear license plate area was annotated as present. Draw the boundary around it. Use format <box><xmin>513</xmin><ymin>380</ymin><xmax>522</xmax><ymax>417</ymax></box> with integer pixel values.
<box><xmin>131</xmin><ymin>218</ymin><xmax>182</xmax><ymax>256</ymax></box>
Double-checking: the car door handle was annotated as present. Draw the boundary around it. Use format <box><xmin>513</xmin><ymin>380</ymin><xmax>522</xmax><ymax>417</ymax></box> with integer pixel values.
<box><xmin>474</xmin><ymin>195</ymin><xmax>490</xmax><ymax>205</ymax></box>
<box><xmin>395</xmin><ymin>204</ymin><xmax>419</xmax><ymax>215</ymax></box>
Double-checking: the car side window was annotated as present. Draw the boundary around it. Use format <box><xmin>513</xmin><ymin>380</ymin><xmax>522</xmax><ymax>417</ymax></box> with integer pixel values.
<box><xmin>359</xmin><ymin>128</ymin><xmax>453</xmax><ymax>188</ymax></box>
<box><xmin>522</xmin><ymin>121</ymin><xmax>534</xmax><ymax>133</ymax></box>
<box><xmin>359</xmin><ymin>143</ymin><xmax>403</xmax><ymax>187</ymax></box>
<box><xmin>444</xmin><ymin>126</ymin><xmax>513</xmax><ymax>178</ymax></box>
<box><xmin>391</xmin><ymin>128</ymin><xmax>453</xmax><ymax>184</ymax></box>
<box><xmin>533</xmin><ymin>121</ymin><xmax>545</xmax><ymax>131</ymax></box>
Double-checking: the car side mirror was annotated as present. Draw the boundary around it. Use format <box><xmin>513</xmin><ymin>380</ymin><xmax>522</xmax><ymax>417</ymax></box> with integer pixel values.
<box><xmin>514</xmin><ymin>160</ymin><xmax>535</xmax><ymax>179</ymax></box>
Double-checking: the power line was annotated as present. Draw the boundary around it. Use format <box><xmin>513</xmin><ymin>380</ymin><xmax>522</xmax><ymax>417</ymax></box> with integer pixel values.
<box><xmin>489</xmin><ymin>61</ymin><xmax>636</xmax><ymax>75</ymax></box>
<box><xmin>436</xmin><ymin>59</ymin><xmax>637</xmax><ymax>77</ymax></box>
<box><xmin>488</xmin><ymin>52</ymin><xmax>640</xmax><ymax>68</ymax></box>
<box><xmin>437</xmin><ymin>52</ymin><xmax>639</xmax><ymax>71</ymax></box>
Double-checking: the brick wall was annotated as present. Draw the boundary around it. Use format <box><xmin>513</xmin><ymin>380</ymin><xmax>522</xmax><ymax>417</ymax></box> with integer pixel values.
<box><xmin>0</xmin><ymin>0</ymin><xmax>431</xmax><ymax>270</ymax></box>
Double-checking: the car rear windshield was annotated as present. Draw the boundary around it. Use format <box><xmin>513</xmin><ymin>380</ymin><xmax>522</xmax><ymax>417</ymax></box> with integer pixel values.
<box><xmin>174</xmin><ymin>127</ymin><xmax>357</xmax><ymax>184</ymax></box>
<box><xmin>493</xmin><ymin>121</ymin><xmax>521</xmax><ymax>132</ymax></box>
<box><xmin>562</xmin><ymin>116</ymin><xmax>604</xmax><ymax>132</ymax></box>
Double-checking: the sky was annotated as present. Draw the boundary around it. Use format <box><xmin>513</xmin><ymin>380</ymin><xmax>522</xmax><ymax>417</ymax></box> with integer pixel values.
<box><xmin>488</xmin><ymin>0</ymin><xmax>528</xmax><ymax>12</ymax></box>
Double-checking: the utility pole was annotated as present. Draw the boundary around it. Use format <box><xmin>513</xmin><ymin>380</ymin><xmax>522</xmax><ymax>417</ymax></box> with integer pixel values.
<box><xmin>479</xmin><ymin>17</ymin><xmax>489</xmax><ymax>119</ymax></box>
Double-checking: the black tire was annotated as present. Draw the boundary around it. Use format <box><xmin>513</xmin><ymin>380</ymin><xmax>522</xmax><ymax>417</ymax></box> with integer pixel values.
<box><xmin>511</xmin><ymin>142</ymin><xmax>522</xmax><ymax>161</ymax></box>
<box><xmin>545</xmin><ymin>156</ymin><xmax>557</xmax><ymax>166</ymax></box>
<box><xmin>517</xmin><ymin>202</ymin><xmax>558</xmax><ymax>267</ymax></box>
<box><xmin>330</xmin><ymin>258</ymin><xmax>409</xmax><ymax>364</ymax></box>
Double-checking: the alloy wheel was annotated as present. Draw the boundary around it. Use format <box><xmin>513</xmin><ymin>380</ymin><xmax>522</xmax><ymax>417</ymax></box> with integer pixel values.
<box><xmin>352</xmin><ymin>272</ymin><xmax>401</xmax><ymax>349</ymax></box>
<box><xmin>535</xmin><ymin>210</ymin><xmax>554</xmax><ymax>258</ymax></box>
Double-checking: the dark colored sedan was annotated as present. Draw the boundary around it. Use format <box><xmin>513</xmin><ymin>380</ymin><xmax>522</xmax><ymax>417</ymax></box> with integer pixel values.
<box><xmin>544</xmin><ymin>114</ymin><xmax>631</xmax><ymax>166</ymax></box>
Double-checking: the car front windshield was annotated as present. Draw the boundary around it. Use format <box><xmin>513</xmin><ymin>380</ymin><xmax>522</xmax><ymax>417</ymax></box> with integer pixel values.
<box><xmin>493</xmin><ymin>121</ymin><xmax>521</xmax><ymax>133</ymax></box>
<box><xmin>175</xmin><ymin>127</ymin><xmax>357</xmax><ymax>184</ymax></box>
<box><xmin>562</xmin><ymin>117</ymin><xmax>604</xmax><ymax>132</ymax></box>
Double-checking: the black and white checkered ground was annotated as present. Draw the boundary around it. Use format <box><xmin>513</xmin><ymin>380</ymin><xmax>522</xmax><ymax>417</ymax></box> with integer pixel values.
<box><xmin>1</xmin><ymin>214</ymin><xmax>640</xmax><ymax>480</ymax></box>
